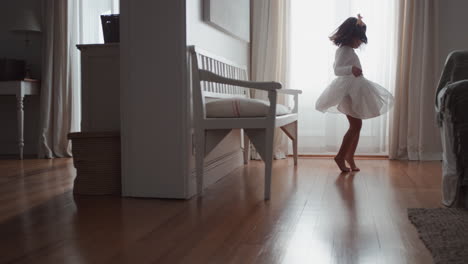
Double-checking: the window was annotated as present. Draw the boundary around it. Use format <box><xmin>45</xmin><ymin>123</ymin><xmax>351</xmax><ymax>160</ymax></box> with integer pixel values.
<box><xmin>290</xmin><ymin>0</ymin><xmax>398</xmax><ymax>155</ymax></box>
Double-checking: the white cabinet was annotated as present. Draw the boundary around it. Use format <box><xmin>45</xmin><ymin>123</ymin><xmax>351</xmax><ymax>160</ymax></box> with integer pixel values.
<box><xmin>77</xmin><ymin>44</ymin><xmax>120</xmax><ymax>132</ymax></box>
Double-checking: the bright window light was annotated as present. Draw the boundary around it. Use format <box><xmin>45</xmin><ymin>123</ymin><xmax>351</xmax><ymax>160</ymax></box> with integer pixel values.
<box><xmin>290</xmin><ymin>0</ymin><xmax>398</xmax><ymax>155</ymax></box>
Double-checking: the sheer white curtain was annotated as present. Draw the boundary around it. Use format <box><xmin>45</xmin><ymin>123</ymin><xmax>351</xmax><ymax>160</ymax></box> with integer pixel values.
<box><xmin>39</xmin><ymin>0</ymin><xmax>118</xmax><ymax>158</ymax></box>
<box><xmin>251</xmin><ymin>0</ymin><xmax>291</xmax><ymax>159</ymax></box>
<box><xmin>39</xmin><ymin>0</ymin><xmax>71</xmax><ymax>158</ymax></box>
<box><xmin>389</xmin><ymin>0</ymin><xmax>441</xmax><ymax>160</ymax></box>
<box><xmin>290</xmin><ymin>0</ymin><xmax>398</xmax><ymax>155</ymax></box>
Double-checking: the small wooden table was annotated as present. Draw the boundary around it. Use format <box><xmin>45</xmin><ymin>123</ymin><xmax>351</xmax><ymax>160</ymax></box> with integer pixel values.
<box><xmin>0</xmin><ymin>80</ymin><xmax>40</xmax><ymax>159</ymax></box>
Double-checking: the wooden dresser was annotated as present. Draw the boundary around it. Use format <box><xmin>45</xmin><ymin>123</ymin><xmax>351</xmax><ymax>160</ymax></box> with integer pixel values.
<box><xmin>77</xmin><ymin>44</ymin><xmax>120</xmax><ymax>132</ymax></box>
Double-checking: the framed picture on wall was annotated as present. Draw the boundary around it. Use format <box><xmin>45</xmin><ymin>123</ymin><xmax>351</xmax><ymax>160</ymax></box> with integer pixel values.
<box><xmin>203</xmin><ymin>0</ymin><xmax>250</xmax><ymax>42</ymax></box>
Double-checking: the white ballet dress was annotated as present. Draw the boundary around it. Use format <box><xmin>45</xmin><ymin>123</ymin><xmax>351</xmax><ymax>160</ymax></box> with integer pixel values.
<box><xmin>315</xmin><ymin>46</ymin><xmax>394</xmax><ymax>119</ymax></box>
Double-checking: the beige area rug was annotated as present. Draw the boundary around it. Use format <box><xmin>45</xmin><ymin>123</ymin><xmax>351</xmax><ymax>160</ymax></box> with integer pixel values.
<box><xmin>408</xmin><ymin>208</ymin><xmax>468</xmax><ymax>264</ymax></box>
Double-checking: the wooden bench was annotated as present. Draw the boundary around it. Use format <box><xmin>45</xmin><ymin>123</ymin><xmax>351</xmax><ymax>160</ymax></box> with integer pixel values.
<box><xmin>189</xmin><ymin>46</ymin><xmax>302</xmax><ymax>200</ymax></box>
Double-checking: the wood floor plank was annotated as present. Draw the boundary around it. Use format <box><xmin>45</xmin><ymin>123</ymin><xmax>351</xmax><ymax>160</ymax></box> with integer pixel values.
<box><xmin>0</xmin><ymin>158</ymin><xmax>442</xmax><ymax>264</ymax></box>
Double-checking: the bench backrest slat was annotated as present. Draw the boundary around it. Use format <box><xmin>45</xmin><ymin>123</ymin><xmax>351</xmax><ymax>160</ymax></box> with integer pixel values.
<box><xmin>189</xmin><ymin>46</ymin><xmax>250</xmax><ymax>120</ymax></box>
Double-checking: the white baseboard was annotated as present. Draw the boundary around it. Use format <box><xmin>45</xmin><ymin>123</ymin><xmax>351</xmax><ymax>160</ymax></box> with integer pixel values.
<box><xmin>187</xmin><ymin>149</ymin><xmax>244</xmax><ymax>198</ymax></box>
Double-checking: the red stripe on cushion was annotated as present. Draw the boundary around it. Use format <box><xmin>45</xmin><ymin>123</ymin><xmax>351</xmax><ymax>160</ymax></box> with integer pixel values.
<box><xmin>231</xmin><ymin>100</ymin><xmax>236</xmax><ymax>117</ymax></box>
<box><xmin>235</xmin><ymin>99</ymin><xmax>241</xmax><ymax>117</ymax></box>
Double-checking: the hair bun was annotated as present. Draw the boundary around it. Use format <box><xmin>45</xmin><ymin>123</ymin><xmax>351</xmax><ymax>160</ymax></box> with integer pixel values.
<box><xmin>357</xmin><ymin>14</ymin><xmax>366</xmax><ymax>26</ymax></box>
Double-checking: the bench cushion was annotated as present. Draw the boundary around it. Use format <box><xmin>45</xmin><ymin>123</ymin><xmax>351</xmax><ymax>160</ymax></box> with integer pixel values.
<box><xmin>206</xmin><ymin>97</ymin><xmax>291</xmax><ymax>118</ymax></box>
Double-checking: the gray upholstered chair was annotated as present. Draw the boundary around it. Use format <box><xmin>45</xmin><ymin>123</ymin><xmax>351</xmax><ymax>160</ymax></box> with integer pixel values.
<box><xmin>436</xmin><ymin>50</ymin><xmax>468</xmax><ymax>207</ymax></box>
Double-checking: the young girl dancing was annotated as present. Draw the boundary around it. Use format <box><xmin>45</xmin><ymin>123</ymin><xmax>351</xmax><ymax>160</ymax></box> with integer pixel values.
<box><xmin>315</xmin><ymin>14</ymin><xmax>394</xmax><ymax>172</ymax></box>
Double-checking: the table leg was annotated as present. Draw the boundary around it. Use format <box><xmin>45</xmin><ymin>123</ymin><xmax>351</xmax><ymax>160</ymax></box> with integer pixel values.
<box><xmin>16</xmin><ymin>95</ymin><xmax>24</xmax><ymax>160</ymax></box>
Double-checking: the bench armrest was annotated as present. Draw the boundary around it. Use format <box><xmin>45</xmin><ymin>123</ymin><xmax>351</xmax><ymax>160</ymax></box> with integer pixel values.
<box><xmin>277</xmin><ymin>89</ymin><xmax>301</xmax><ymax>114</ymax></box>
<box><xmin>277</xmin><ymin>89</ymin><xmax>302</xmax><ymax>95</ymax></box>
<box><xmin>199</xmin><ymin>69</ymin><xmax>282</xmax><ymax>91</ymax></box>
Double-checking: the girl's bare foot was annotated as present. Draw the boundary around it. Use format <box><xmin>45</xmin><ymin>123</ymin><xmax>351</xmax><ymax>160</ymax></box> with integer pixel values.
<box><xmin>345</xmin><ymin>157</ymin><xmax>360</xmax><ymax>171</ymax></box>
<box><xmin>334</xmin><ymin>156</ymin><xmax>351</xmax><ymax>172</ymax></box>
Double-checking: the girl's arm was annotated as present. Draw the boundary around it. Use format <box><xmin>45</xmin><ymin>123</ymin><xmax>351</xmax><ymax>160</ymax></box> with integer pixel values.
<box><xmin>334</xmin><ymin>65</ymin><xmax>353</xmax><ymax>76</ymax></box>
<box><xmin>333</xmin><ymin>47</ymin><xmax>354</xmax><ymax>76</ymax></box>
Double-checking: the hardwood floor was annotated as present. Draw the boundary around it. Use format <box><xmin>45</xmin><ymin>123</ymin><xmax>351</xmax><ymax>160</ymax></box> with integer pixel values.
<box><xmin>0</xmin><ymin>158</ymin><xmax>442</xmax><ymax>264</ymax></box>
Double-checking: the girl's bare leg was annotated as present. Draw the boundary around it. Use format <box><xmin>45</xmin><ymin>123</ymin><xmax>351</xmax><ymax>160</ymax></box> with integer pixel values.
<box><xmin>344</xmin><ymin>115</ymin><xmax>362</xmax><ymax>171</ymax></box>
<box><xmin>345</xmin><ymin>134</ymin><xmax>360</xmax><ymax>171</ymax></box>
<box><xmin>335</xmin><ymin>118</ymin><xmax>358</xmax><ymax>172</ymax></box>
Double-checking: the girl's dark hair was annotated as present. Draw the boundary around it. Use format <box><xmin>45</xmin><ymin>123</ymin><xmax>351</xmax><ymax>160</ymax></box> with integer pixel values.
<box><xmin>329</xmin><ymin>17</ymin><xmax>367</xmax><ymax>46</ymax></box>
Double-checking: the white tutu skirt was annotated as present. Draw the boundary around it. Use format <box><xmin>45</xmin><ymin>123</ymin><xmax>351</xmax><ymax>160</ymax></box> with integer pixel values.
<box><xmin>315</xmin><ymin>76</ymin><xmax>394</xmax><ymax>119</ymax></box>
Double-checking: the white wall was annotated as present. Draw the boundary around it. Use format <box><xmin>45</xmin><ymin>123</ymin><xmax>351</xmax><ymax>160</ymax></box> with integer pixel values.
<box><xmin>438</xmin><ymin>0</ymin><xmax>468</xmax><ymax>71</ymax></box>
<box><xmin>186</xmin><ymin>0</ymin><xmax>250</xmax><ymax>196</ymax></box>
<box><xmin>186</xmin><ymin>0</ymin><xmax>250</xmax><ymax>66</ymax></box>
<box><xmin>0</xmin><ymin>0</ymin><xmax>42</xmax><ymax>156</ymax></box>
<box><xmin>120</xmin><ymin>0</ymin><xmax>190</xmax><ymax>198</ymax></box>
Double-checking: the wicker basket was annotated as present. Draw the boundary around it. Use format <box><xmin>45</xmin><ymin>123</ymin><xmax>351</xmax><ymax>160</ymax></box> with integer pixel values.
<box><xmin>68</xmin><ymin>132</ymin><xmax>121</xmax><ymax>195</ymax></box>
